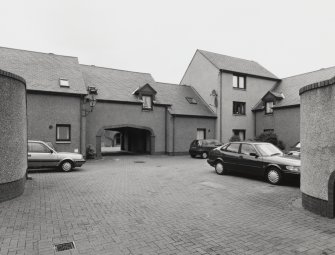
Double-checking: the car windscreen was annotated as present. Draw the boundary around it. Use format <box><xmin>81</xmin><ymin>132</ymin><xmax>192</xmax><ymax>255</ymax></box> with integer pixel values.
<box><xmin>254</xmin><ymin>143</ymin><xmax>283</xmax><ymax>157</ymax></box>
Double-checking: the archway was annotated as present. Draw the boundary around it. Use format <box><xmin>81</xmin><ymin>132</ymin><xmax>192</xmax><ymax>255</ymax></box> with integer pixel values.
<box><xmin>96</xmin><ymin>124</ymin><xmax>155</xmax><ymax>158</ymax></box>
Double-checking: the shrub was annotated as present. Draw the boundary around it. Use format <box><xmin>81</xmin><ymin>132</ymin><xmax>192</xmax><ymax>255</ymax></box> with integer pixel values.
<box><xmin>255</xmin><ymin>132</ymin><xmax>285</xmax><ymax>150</ymax></box>
<box><xmin>229</xmin><ymin>134</ymin><xmax>241</xmax><ymax>142</ymax></box>
<box><xmin>86</xmin><ymin>144</ymin><xmax>95</xmax><ymax>159</ymax></box>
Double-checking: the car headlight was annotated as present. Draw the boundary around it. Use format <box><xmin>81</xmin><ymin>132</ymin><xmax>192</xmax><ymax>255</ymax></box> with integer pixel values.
<box><xmin>286</xmin><ymin>166</ymin><xmax>300</xmax><ymax>172</ymax></box>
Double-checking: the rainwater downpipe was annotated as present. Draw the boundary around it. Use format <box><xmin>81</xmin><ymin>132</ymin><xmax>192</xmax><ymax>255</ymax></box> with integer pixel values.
<box><xmin>219</xmin><ymin>70</ymin><xmax>223</xmax><ymax>142</ymax></box>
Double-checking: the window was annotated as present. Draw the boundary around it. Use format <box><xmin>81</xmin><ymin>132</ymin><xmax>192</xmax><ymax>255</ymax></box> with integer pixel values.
<box><xmin>264</xmin><ymin>129</ymin><xmax>274</xmax><ymax>133</ymax></box>
<box><xmin>185</xmin><ymin>97</ymin><xmax>197</xmax><ymax>104</ymax></box>
<box><xmin>233</xmin><ymin>75</ymin><xmax>246</xmax><ymax>89</ymax></box>
<box><xmin>56</xmin><ymin>124</ymin><xmax>71</xmax><ymax>142</ymax></box>
<box><xmin>28</xmin><ymin>142</ymin><xmax>50</xmax><ymax>153</ymax></box>
<box><xmin>226</xmin><ymin>143</ymin><xmax>240</xmax><ymax>153</ymax></box>
<box><xmin>233</xmin><ymin>129</ymin><xmax>246</xmax><ymax>141</ymax></box>
<box><xmin>233</xmin><ymin>102</ymin><xmax>246</xmax><ymax>115</ymax></box>
<box><xmin>59</xmin><ymin>79</ymin><xmax>69</xmax><ymax>87</ymax></box>
<box><xmin>265</xmin><ymin>101</ymin><xmax>274</xmax><ymax>114</ymax></box>
<box><xmin>240</xmin><ymin>144</ymin><xmax>257</xmax><ymax>155</ymax></box>
<box><xmin>142</xmin><ymin>95</ymin><xmax>152</xmax><ymax>110</ymax></box>
<box><xmin>197</xmin><ymin>129</ymin><xmax>206</xmax><ymax>140</ymax></box>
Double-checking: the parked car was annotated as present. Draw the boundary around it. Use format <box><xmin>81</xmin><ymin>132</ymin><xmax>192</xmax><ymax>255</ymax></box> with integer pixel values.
<box><xmin>207</xmin><ymin>142</ymin><xmax>300</xmax><ymax>185</ymax></box>
<box><xmin>189</xmin><ymin>139</ymin><xmax>222</xmax><ymax>159</ymax></box>
<box><xmin>28</xmin><ymin>140</ymin><xmax>86</xmax><ymax>172</ymax></box>
<box><xmin>287</xmin><ymin>142</ymin><xmax>300</xmax><ymax>157</ymax></box>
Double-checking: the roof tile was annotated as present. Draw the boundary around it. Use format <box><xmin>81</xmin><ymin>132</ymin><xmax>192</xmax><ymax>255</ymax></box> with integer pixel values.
<box><xmin>198</xmin><ymin>49</ymin><xmax>278</xmax><ymax>80</ymax></box>
<box><xmin>0</xmin><ymin>47</ymin><xmax>87</xmax><ymax>95</ymax></box>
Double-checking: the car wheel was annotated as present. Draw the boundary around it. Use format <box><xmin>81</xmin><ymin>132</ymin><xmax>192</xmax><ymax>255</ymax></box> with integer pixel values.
<box><xmin>60</xmin><ymin>161</ymin><xmax>73</xmax><ymax>172</ymax></box>
<box><xmin>201</xmin><ymin>152</ymin><xmax>208</xmax><ymax>159</ymax></box>
<box><xmin>215</xmin><ymin>161</ymin><xmax>225</xmax><ymax>175</ymax></box>
<box><xmin>266</xmin><ymin>168</ymin><xmax>282</xmax><ymax>185</ymax></box>
<box><xmin>190</xmin><ymin>154</ymin><xmax>196</xmax><ymax>158</ymax></box>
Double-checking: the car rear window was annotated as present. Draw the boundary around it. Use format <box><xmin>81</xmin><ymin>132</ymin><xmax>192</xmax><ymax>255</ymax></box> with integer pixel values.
<box><xmin>202</xmin><ymin>140</ymin><xmax>220</xmax><ymax>146</ymax></box>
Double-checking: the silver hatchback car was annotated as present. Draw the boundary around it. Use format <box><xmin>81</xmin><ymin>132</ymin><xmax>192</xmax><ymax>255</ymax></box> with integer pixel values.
<box><xmin>28</xmin><ymin>140</ymin><xmax>86</xmax><ymax>172</ymax></box>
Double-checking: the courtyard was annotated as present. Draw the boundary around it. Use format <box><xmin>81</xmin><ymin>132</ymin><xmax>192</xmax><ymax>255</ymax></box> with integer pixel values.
<box><xmin>1</xmin><ymin>156</ymin><xmax>335</xmax><ymax>255</ymax></box>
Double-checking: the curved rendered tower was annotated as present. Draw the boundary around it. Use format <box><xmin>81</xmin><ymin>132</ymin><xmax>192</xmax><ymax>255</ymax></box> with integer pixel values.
<box><xmin>0</xmin><ymin>69</ymin><xmax>27</xmax><ymax>202</ymax></box>
<box><xmin>300</xmin><ymin>77</ymin><xmax>335</xmax><ymax>218</ymax></box>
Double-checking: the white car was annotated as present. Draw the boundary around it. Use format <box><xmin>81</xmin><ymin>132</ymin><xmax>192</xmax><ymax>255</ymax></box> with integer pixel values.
<box><xmin>28</xmin><ymin>140</ymin><xmax>86</xmax><ymax>172</ymax></box>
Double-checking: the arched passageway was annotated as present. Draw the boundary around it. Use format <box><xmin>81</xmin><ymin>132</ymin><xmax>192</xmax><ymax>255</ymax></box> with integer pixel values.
<box><xmin>96</xmin><ymin>124</ymin><xmax>155</xmax><ymax>158</ymax></box>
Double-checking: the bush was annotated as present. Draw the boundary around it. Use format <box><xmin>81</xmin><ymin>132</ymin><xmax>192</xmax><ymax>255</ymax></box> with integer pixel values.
<box><xmin>229</xmin><ymin>134</ymin><xmax>241</xmax><ymax>142</ymax></box>
<box><xmin>254</xmin><ymin>132</ymin><xmax>285</xmax><ymax>150</ymax></box>
<box><xmin>86</xmin><ymin>144</ymin><xmax>95</xmax><ymax>159</ymax></box>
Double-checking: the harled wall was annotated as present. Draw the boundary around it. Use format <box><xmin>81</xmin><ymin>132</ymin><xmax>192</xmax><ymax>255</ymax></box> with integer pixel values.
<box><xmin>0</xmin><ymin>69</ymin><xmax>27</xmax><ymax>202</ymax></box>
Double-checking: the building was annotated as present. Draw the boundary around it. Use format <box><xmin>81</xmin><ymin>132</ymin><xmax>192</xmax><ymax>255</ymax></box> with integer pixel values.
<box><xmin>181</xmin><ymin>49</ymin><xmax>280</xmax><ymax>142</ymax></box>
<box><xmin>0</xmin><ymin>47</ymin><xmax>87</xmax><ymax>154</ymax></box>
<box><xmin>80</xmin><ymin>64</ymin><xmax>216</xmax><ymax>157</ymax></box>
<box><xmin>2</xmin><ymin>46</ymin><xmax>334</xmax><ymax>154</ymax></box>
<box><xmin>0</xmin><ymin>47</ymin><xmax>216</xmax><ymax>157</ymax></box>
<box><xmin>181</xmin><ymin>49</ymin><xmax>335</xmax><ymax>150</ymax></box>
<box><xmin>253</xmin><ymin>66</ymin><xmax>335</xmax><ymax>148</ymax></box>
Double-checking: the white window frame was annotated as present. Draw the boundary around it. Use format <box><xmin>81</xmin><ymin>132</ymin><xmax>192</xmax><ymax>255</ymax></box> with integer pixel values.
<box><xmin>265</xmin><ymin>101</ymin><xmax>274</xmax><ymax>114</ymax></box>
<box><xmin>59</xmin><ymin>79</ymin><xmax>69</xmax><ymax>87</ymax></box>
<box><xmin>233</xmin><ymin>75</ymin><xmax>246</xmax><ymax>89</ymax></box>
<box><xmin>142</xmin><ymin>95</ymin><xmax>153</xmax><ymax>110</ymax></box>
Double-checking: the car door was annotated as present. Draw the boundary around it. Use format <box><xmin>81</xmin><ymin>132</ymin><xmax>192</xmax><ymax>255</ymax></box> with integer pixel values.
<box><xmin>237</xmin><ymin>143</ymin><xmax>263</xmax><ymax>176</ymax></box>
<box><xmin>28</xmin><ymin>142</ymin><xmax>58</xmax><ymax>168</ymax></box>
<box><xmin>221</xmin><ymin>143</ymin><xmax>241</xmax><ymax>171</ymax></box>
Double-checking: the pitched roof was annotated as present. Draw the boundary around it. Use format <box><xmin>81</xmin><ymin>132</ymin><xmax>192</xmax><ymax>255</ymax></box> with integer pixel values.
<box><xmin>80</xmin><ymin>64</ymin><xmax>156</xmax><ymax>102</ymax></box>
<box><xmin>198</xmin><ymin>49</ymin><xmax>279</xmax><ymax>80</ymax></box>
<box><xmin>272</xmin><ymin>66</ymin><xmax>335</xmax><ymax>108</ymax></box>
<box><xmin>153</xmin><ymin>82</ymin><xmax>216</xmax><ymax>117</ymax></box>
<box><xmin>252</xmin><ymin>66</ymin><xmax>335</xmax><ymax>110</ymax></box>
<box><xmin>80</xmin><ymin>65</ymin><xmax>215</xmax><ymax>117</ymax></box>
<box><xmin>0</xmin><ymin>47</ymin><xmax>87</xmax><ymax>95</ymax></box>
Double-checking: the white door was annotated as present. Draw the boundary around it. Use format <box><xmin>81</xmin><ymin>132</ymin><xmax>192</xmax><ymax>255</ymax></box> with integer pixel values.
<box><xmin>197</xmin><ymin>129</ymin><xmax>205</xmax><ymax>140</ymax></box>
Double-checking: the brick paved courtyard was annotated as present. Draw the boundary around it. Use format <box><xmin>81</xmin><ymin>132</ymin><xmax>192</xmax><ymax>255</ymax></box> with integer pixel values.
<box><xmin>1</xmin><ymin>155</ymin><xmax>335</xmax><ymax>255</ymax></box>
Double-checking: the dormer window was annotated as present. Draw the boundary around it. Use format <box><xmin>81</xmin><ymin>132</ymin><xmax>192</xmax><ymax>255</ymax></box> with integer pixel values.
<box><xmin>142</xmin><ymin>95</ymin><xmax>152</xmax><ymax>110</ymax></box>
<box><xmin>185</xmin><ymin>97</ymin><xmax>197</xmax><ymax>104</ymax></box>
<box><xmin>59</xmin><ymin>79</ymin><xmax>69</xmax><ymax>87</ymax></box>
<box><xmin>265</xmin><ymin>101</ymin><xmax>274</xmax><ymax>114</ymax></box>
<box><xmin>132</xmin><ymin>83</ymin><xmax>157</xmax><ymax>111</ymax></box>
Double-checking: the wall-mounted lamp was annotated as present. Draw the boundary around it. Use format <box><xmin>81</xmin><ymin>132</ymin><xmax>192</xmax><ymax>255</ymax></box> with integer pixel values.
<box><xmin>82</xmin><ymin>86</ymin><xmax>98</xmax><ymax>116</ymax></box>
<box><xmin>210</xmin><ymin>89</ymin><xmax>218</xmax><ymax>108</ymax></box>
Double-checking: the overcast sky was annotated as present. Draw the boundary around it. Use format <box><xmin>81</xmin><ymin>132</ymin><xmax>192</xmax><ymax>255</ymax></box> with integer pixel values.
<box><xmin>1</xmin><ymin>0</ymin><xmax>334</xmax><ymax>83</ymax></box>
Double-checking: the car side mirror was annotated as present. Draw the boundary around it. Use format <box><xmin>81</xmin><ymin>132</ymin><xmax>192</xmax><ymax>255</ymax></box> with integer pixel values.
<box><xmin>50</xmin><ymin>150</ymin><xmax>54</xmax><ymax>154</ymax></box>
<box><xmin>250</xmin><ymin>152</ymin><xmax>259</xmax><ymax>158</ymax></box>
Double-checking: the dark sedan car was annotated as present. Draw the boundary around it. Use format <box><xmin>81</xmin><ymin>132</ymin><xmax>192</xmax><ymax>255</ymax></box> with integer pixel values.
<box><xmin>189</xmin><ymin>139</ymin><xmax>222</xmax><ymax>159</ymax></box>
<box><xmin>207</xmin><ymin>142</ymin><xmax>300</xmax><ymax>185</ymax></box>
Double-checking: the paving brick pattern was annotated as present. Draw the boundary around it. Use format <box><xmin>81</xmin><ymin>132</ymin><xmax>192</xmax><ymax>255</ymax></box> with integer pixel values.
<box><xmin>1</xmin><ymin>156</ymin><xmax>335</xmax><ymax>255</ymax></box>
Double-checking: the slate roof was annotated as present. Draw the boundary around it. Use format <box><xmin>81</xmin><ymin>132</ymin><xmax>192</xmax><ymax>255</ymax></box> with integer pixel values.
<box><xmin>80</xmin><ymin>64</ymin><xmax>156</xmax><ymax>102</ymax></box>
<box><xmin>0</xmin><ymin>47</ymin><xmax>87</xmax><ymax>95</ymax></box>
<box><xmin>253</xmin><ymin>66</ymin><xmax>335</xmax><ymax>110</ymax></box>
<box><xmin>153</xmin><ymin>82</ymin><xmax>216</xmax><ymax>117</ymax></box>
<box><xmin>80</xmin><ymin>65</ymin><xmax>215</xmax><ymax>117</ymax></box>
<box><xmin>198</xmin><ymin>49</ymin><xmax>279</xmax><ymax>80</ymax></box>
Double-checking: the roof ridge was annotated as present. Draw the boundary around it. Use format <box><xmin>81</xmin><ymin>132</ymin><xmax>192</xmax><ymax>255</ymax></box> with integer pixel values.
<box><xmin>198</xmin><ymin>49</ymin><xmax>279</xmax><ymax>79</ymax></box>
<box><xmin>198</xmin><ymin>49</ymin><xmax>255</xmax><ymax>63</ymax></box>
<box><xmin>80</xmin><ymin>64</ymin><xmax>152</xmax><ymax>76</ymax></box>
<box><xmin>282</xmin><ymin>66</ymin><xmax>335</xmax><ymax>79</ymax></box>
<box><xmin>155</xmin><ymin>82</ymin><xmax>188</xmax><ymax>87</ymax></box>
<box><xmin>0</xmin><ymin>46</ymin><xmax>78</xmax><ymax>59</ymax></box>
